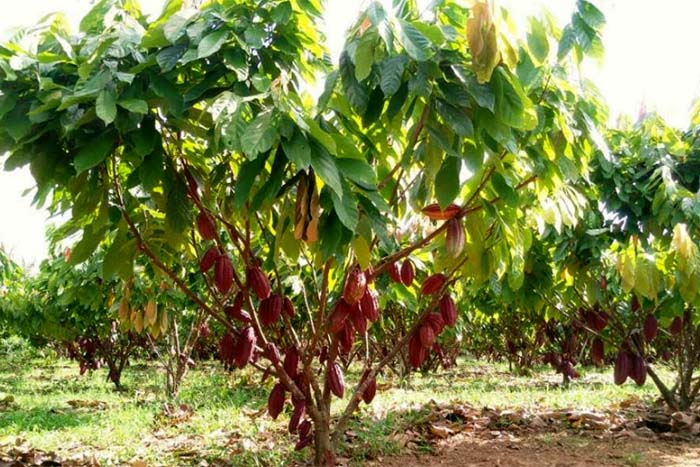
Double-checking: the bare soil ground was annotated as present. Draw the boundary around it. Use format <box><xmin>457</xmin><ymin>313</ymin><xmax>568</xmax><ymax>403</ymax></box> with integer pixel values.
<box><xmin>378</xmin><ymin>432</ymin><xmax>700</xmax><ymax>467</ymax></box>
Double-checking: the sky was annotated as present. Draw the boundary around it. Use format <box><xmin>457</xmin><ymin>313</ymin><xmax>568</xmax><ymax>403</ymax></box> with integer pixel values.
<box><xmin>1</xmin><ymin>0</ymin><xmax>700</xmax><ymax>268</ymax></box>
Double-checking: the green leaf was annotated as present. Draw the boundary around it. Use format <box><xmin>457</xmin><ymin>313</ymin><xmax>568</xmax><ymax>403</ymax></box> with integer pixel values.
<box><xmin>198</xmin><ymin>30</ymin><xmax>228</xmax><ymax>59</ymax></box>
<box><xmin>578</xmin><ymin>0</ymin><xmax>605</xmax><ymax>29</ymax></box>
<box><xmin>493</xmin><ymin>68</ymin><xmax>537</xmax><ymax>131</ymax></box>
<box><xmin>118</xmin><ymin>99</ymin><xmax>148</xmax><ymax>114</ymax></box>
<box><xmin>74</xmin><ymin>135</ymin><xmax>114</xmax><ymax>174</ymax></box>
<box><xmin>339</xmin><ymin>52</ymin><xmax>369</xmax><ymax>113</ymax></box>
<box><xmin>336</xmin><ymin>158</ymin><xmax>377</xmax><ymax>190</ymax></box>
<box><xmin>466</xmin><ymin>77</ymin><xmax>495</xmax><ymax>112</ymax></box>
<box><xmin>397</xmin><ymin>20</ymin><xmax>433</xmax><ymax>61</ymax></box>
<box><xmin>435</xmin><ymin>156</ymin><xmax>461</xmax><ymax>209</ymax></box>
<box><xmin>282</xmin><ymin>131</ymin><xmax>311</xmax><ymax>169</ymax></box>
<box><xmin>310</xmin><ymin>146</ymin><xmax>342</xmax><ymax>197</ymax></box>
<box><xmin>165</xmin><ymin>179</ymin><xmax>191</xmax><ymax>233</ymax></box>
<box><xmin>380</xmin><ymin>55</ymin><xmax>407</xmax><ymax>97</ymax></box>
<box><xmin>490</xmin><ymin>172</ymin><xmax>518</xmax><ymax>206</ymax></box>
<box><xmin>240</xmin><ymin>110</ymin><xmax>279</xmax><ymax>159</ymax></box>
<box><xmin>233</xmin><ymin>156</ymin><xmax>267</xmax><ymax>210</ymax></box>
<box><xmin>157</xmin><ymin>45</ymin><xmax>186</xmax><ymax>72</ymax></box>
<box><xmin>69</xmin><ymin>224</ymin><xmax>105</xmax><ymax>265</ymax></box>
<box><xmin>96</xmin><ymin>89</ymin><xmax>117</xmax><ymax>125</ymax></box>
<box><xmin>527</xmin><ymin>18</ymin><xmax>549</xmax><ymax>64</ymax></box>
<box><xmin>352</xmin><ymin>236</ymin><xmax>371</xmax><ymax>269</ymax></box>
<box><xmin>330</xmin><ymin>180</ymin><xmax>359</xmax><ymax>232</ymax></box>
<box><xmin>103</xmin><ymin>236</ymin><xmax>136</xmax><ymax>280</ymax></box>
<box><xmin>354</xmin><ymin>30</ymin><xmax>377</xmax><ymax>82</ymax></box>
<box><xmin>557</xmin><ymin>25</ymin><xmax>576</xmax><ymax>60</ymax></box>
<box><xmin>436</xmin><ymin>100</ymin><xmax>473</xmax><ymax>137</ymax></box>
<box><xmin>139</xmin><ymin>148</ymin><xmax>164</xmax><ymax>191</ymax></box>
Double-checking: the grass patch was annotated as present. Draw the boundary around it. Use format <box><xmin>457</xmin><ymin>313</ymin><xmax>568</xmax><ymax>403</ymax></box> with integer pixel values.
<box><xmin>0</xmin><ymin>356</ymin><xmax>673</xmax><ymax>466</ymax></box>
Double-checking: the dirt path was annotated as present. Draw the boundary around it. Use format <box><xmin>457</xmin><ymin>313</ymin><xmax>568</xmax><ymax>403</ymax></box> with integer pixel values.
<box><xmin>377</xmin><ymin>433</ymin><xmax>700</xmax><ymax>467</ymax></box>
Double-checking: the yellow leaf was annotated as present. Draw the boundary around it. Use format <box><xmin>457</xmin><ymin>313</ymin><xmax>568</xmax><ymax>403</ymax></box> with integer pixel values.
<box><xmin>352</xmin><ymin>236</ymin><xmax>371</xmax><ymax>270</ymax></box>
<box><xmin>160</xmin><ymin>309</ymin><xmax>169</xmax><ymax>334</ymax></box>
<box><xmin>145</xmin><ymin>299</ymin><xmax>158</xmax><ymax>326</ymax></box>
<box><xmin>466</xmin><ymin>1</ymin><xmax>501</xmax><ymax>83</ymax></box>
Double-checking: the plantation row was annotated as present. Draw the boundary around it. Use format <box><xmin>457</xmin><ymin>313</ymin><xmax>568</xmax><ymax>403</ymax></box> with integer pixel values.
<box><xmin>0</xmin><ymin>0</ymin><xmax>699</xmax><ymax>465</ymax></box>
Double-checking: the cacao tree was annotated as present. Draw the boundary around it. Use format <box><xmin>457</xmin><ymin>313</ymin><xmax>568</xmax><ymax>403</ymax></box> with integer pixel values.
<box><xmin>0</xmin><ymin>0</ymin><xmax>608</xmax><ymax>463</ymax></box>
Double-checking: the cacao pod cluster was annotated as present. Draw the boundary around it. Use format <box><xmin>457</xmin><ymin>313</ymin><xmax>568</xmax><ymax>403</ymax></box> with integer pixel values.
<box><xmin>219</xmin><ymin>326</ymin><xmax>257</xmax><ymax>370</ymax></box>
<box><xmin>408</xmin><ymin>293</ymin><xmax>459</xmax><ymax>368</ymax></box>
<box><xmin>264</xmin><ymin>365</ymin><xmax>314</xmax><ymax>451</ymax></box>
<box><xmin>580</xmin><ymin>305</ymin><xmax>609</xmax><ymax>333</ymax></box>
<box><xmin>614</xmin><ymin>350</ymin><xmax>647</xmax><ymax>386</ymax></box>
<box><xmin>328</xmin><ymin>267</ymin><xmax>381</xmax><ymax>352</ymax></box>
<box><xmin>199</xmin><ymin>246</ymin><xmax>234</xmax><ymax>294</ymax></box>
<box><xmin>543</xmin><ymin>352</ymin><xmax>580</xmax><ymax>379</ymax></box>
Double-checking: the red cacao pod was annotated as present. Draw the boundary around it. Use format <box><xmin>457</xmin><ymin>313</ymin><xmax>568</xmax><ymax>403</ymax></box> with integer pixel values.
<box><xmin>327</xmin><ymin>362</ymin><xmax>345</xmax><ymax>398</ymax></box>
<box><xmin>199</xmin><ymin>246</ymin><xmax>219</xmax><ymax>273</ymax></box>
<box><xmin>283</xmin><ymin>296</ymin><xmax>295</xmax><ymax>318</ymax></box>
<box><xmin>421</xmin><ymin>203</ymin><xmax>460</xmax><ymax>220</ymax></box>
<box><xmin>446</xmin><ymin>218</ymin><xmax>465</xmax><ymax>257</ymax></box>
<box><xmin>214</xmin><ymin>254</ymin><xmax>234</xmax><ymax>294</ymax></box>
<box><xmin>408</xmin><ymin>333</ymin><xmax>426</xmax><ymax>368</ymax></box>
<box><xmin>424</xmin><ymin>312</ymin><xmax>445</xmax><ymax>335</ymax></box>
<box><xmin>360</xmin><ymin>289</ymin><xmax>379</xmax><ymax>322</ymax></box>
<box><xmin>235</xmin><ymin>327</ymin><xmax>256</xmax><ymax>369</ymax></box>
<box><xmin>421</xmin><ymin>273</ymin><xmax>446</xmax><ymax>296</ymax></box>
<box><xmin>247</xmin><ymin>266</ymin><xmax>270</xmax><ymax>300</ymax></box>
<box><xmin>288</xmin><ymin>401</ymin><xmax>305</xmax><ymax>434</ymax></box>
<box><xmin>350</xmin><ymin>303</ymin><xmax>368</xmax><ymax>335</ymax></box>
<box><xmin>599</xmin><ymin>275</ymin><xmax>608</xmax><ymax>291</ymax></box>
<box><xmin>419</xmin><ymin>325</ymin><xmax>436</xmax><ymax>348</ymax></box>
<box><xmin>298</xmin><ymin>420</ymin><xmax>312</xmax><ymax>439</ymax></box>
<box><xmin>439</xmin><ymin>295</ymin><xmax>457</xmax><ymax>326</ymax></box>
<box><xmin>387</xmin><ymin>261</ymin><xmax>402</xmax><ymax>283</ymax></box>
<box><xmin>226</xmin><ymin>292</ymin><xmax>251</xmax><ymax>323</ymax></box>
<box><xmin>670</xmin><ymin>316</ymin><xmax>683</xmax><ymax>336</ymax></box>
<box><xmin>219</xmin><ymin>333</ymin><xmax>236</xmax><ymax>368</ymax></box>
<box><xmin>260</xmin><ymin>294</ymin><xmax>283</xmax><ymax>327</ymax></box>
<box><xmin>338</xmin><ymin>322</ymin><xmax>355</xmax><ymax>354</ymax></box>
<box><xmin>328</xmin><ymin>300</ymin><xmax>351</xmax><ymax>333</ymax></box>
<box><xmin>295</xmin><ymin>434</ymin><xmax>313</xmax><ymax>451</ymax></box>
<box><xmin>360</xmin><ymin>369</ymin><xmax>377</xmax><ymax>404</ymax></box>
<box><xmin>400</xmin><ymin>259</ymin><xmax>415</xmax><ymax>286</ymax></box>
<box><xmin>631</xmin><ymin>295</ymin><xmax>641</xmax><ymax>313</ymax></box>
<box><xmin>199</xmin><ymin>322</ymin><xmax>210</xmax><ymax>338</ymax></box>
<box><xmin>343</xmin><ymin>266</ymin><xmax>367</xmax><ymax>305</ymax></box>
<box><xmin>631</xmin><ymin>355</ymin><xmax>647</xmax><ymax>386</ymax></box>
<box><xmin>644</xmin><ymin>314</ymin><xmax>658</xmax><ymax>342</ymax></box>
<box><xmin>590</xmin><ymin>337</ymin><xmax>604</xmax><ymax>365</ymax></box>
<box><xmin>614</xmin><ymin>351</ymin><xmax>631</xmax><ymax>385</ymax></box>
<box><xmin>196</xmin><ymin>211</ymin><xmax>217</xmax><ymax>240</ymax></box>
<box><xmin>267</xmin><ymin>383</ymin><xmax>286</xmax><ymax>419</ymax></box>
<box><xmin>283</xmin><ymin>346</ymin><xmax>300</xmax><ymax>379</ymax></box>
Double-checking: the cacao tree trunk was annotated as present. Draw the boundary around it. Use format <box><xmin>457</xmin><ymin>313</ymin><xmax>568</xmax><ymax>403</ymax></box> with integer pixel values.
<box><xmin>313</xmin><ymin>420</ymin><xmax>335</xmax><ymax>467</ymax></box>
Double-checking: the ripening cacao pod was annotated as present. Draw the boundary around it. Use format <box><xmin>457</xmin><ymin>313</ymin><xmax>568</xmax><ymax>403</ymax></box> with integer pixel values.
<box><xmin>339</xmin><ymin>322</ymin><xmax>355</xmax><ymax>354</ymax></box>
<box><xmin>421</xmin><ymin>203</ymin><xmax>461</xmax><ymax>220</ymax></box>
<box><xmin>595</xmin><ymin>310</ymin><xmax>609</xmax><ymax>332</ymax></box>
<box><xmin>328</xmin><ymin>300</ymin><xmax>351</xmax><ymax>333</ymax></box>
<box><xmin>327</xmin><ymin>362</ymin><xmax>345</xmax><ymax>398</ymax></box>
<box><xmin>439</xmin><ymin>295</ymin><xmax>457</xmax><ymax>326</ymax></box>
<box><xmin>630</xmin><ymin>355</ymin><xmax>647</xmax><ymax>386</ymax></box>
<box><xmin>614</xmin><ymin>351</ymin><xmax>631</xmax><ymax>385</ymax></box>
<box><xmin>360</xmin><ymin>289</ymin><xmax>379</xmax><ymax>322</ymax></box>
<box><xmin>590</xmin><ymin>337</ymin><xmax>604</xmax><ymax>365</ymax></box>
<box><xmin>284</xmin><ymin>346</ymin><xmax>300</xmax><ymax>378</ymax></box>
<box><xmin>283</xmin><ymin>296</ymin><xmax>295</xmax><ymax>318</ymax></box>
<box><xmin>298</xmin><ymin>420</ymin><xmax>312</xmax><ymax>439</ymax></box>
<box><xmin>288</xmin><ymin>401</ymin><xmax>305</xmax><ymax>434</ymax></box>
<box><xmin>295</xmin><ymin>434</ymin><xmax>313</xmax><ymax>451</ymax></box>
<box><xmin>199</xmin><ymin>246</ymin><xmax>219</xmax><ymax>273</ymax></box>
<box><xmin>226</xmin><ymin>293</ymin><xmax>251</xmax><ymax>323</ymax></box>
<box><xmin>214</xmin><ymin>255</ymin><xmax>234</xmax><ymax>294</ymax></box>
<box><xmin>247</xmin><ymin>266</ymin><xmax>270</xmax><ymax>300</ymax></box>
<box><xmin>387</xmin><ymin>261</ymin><xmax>402</xmax><ymax>283</ymax></box>
<box><xmin>260</xmin><ymin>294</ymin><xmax>283</xmax><ymax>327</ymax></box>
<box><xmin>421</xmin><ymin>273</ymin><xmax>446</xmax><ymax>296</ymax></box>
<box><xmin>267</xmin><ymin>383</ymin><xmax>286</xmax><ymax>419</ymax></box>
<box><xmin>360</xmin><ymin>369</ymin><xmax>377</xmax><ymax>404</ymax></box>
<box><xmin>291</xmin><ymin>374</ymin><xmax>307</xmax><ymax>407</ymax></box>
<box><xmin>419</xmin><ymin>325</ymin><xmax>436</xmax><ymax>348</ymax></box>
<box><xmin>343</xmin><ymin>266</ymin><xmax>367</xmax><ymax>305</ymax></box>
<box><xmin>599</xmin><ymin>275</ymin><xmax>608</xmax><ymax>291</ymax></box>
<box><xmin>199</xmin><ymin>322</ymin><xmax>210</xmax><ymax>338</ymax></box>
<box><xmin>446</xmin><ymin>218</ymin><xmax>465</xmax><ymax>257</ymax></box>
<box><xmin>631</xmin><ymin>295</ymin><xmax>641</xmax><ymax>313</ymax></box>
<box><xmin>408</xmin><ymin>333</ymin><xmax>426</xmax><ymax>368</ymax></box>
<box><xmin>400</xmin><ymin>259</ymin><xmax>415</xmax><ymax>286</ymax></box>
<box><xmin>350</xmin><ymin>303</ymin><xmax>368</xmax><ymax>335</ymax></box>
<box><xmin>662</xmin><ymin>349</ymin><xmax>671</xmax><ymax>362</ymax></box>
<box><xmin>219</xmin><ymin>333</ymin><xmax>236</xmax><ymax>368</ymax></box>
<box><xmin>424</xmin><ymin>312</ymin><xmax>445</xmax><ymax>335</ymax></box>
<box><xmin>644</xmin><ymin>314</ymin><xmax>658</xmax><ymax>342</ymax></box>
<box><xmin>670</xmin><ymin>316</ymin><xmax>683</xmax><ymax>336</ymax></box>
<box><xmin>235</xmin><ymin>327</ymin><xmax>256</xmax><ymax>369</ymax></box>
<box><xmin>196</xmin><ymin>211</ymin><xmax>217</xmax><ymax>240</ymax></box>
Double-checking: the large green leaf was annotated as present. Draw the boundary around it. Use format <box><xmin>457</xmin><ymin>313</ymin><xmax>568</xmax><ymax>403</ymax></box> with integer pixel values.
<box><xmin>397</xmin><ymin>20</ymin><xmax>433</xmax><ymax>61</ymax></box>
<box><xmin>282</xmin><ymin>131</ymin><xmax>311</xmax><ymax>169</ymax></box>
<box><xmin>240</xmin><ymin>111</ymin><xmax>279</xmax><ymax>159</ymax></box>
<box><xmin>74</xmin><ymin>135</ymin><xmax>114</xmax><ymax>174</ymax></box>
<box><xmin>310</xmin><ymin>146</ymin><xmax>342</xmax><ymax>197</ymax></box>
<box><xmin>96</xmin><ymin>89</ymin><xmax>117</xmax><ymax>125</ymax></box>
<box><xmin>330</xmin><ymin>180</ymin><xmax>359</xmax><ymax>232</ymax></box>
<box><xmin>336</xmin><ymin>158</ymin><xmax>377</xmax><ymax>190</ymax></box>
<box><xmin>380</xmin><ymin>55</ymin><xmax>407</xmax><ymax>97</ymax></box>
<box><xmin>435</xmin><ymin>156</ymin><xmax>461</xmax><ymax>209</ymax></box>
<box><xmin>493</xmin><ymin>69</ymin><xmax>537</xmax><ymax>131</ymax></box>
<box><xmin>197</xmin><ymin>30</ymin><xmax>229</xmax><ymax>59</ymax></box>
<box><xmin>165</xmin><ymin>179</ymin><xmax>191</xmax><ymax>233</ymax></box>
